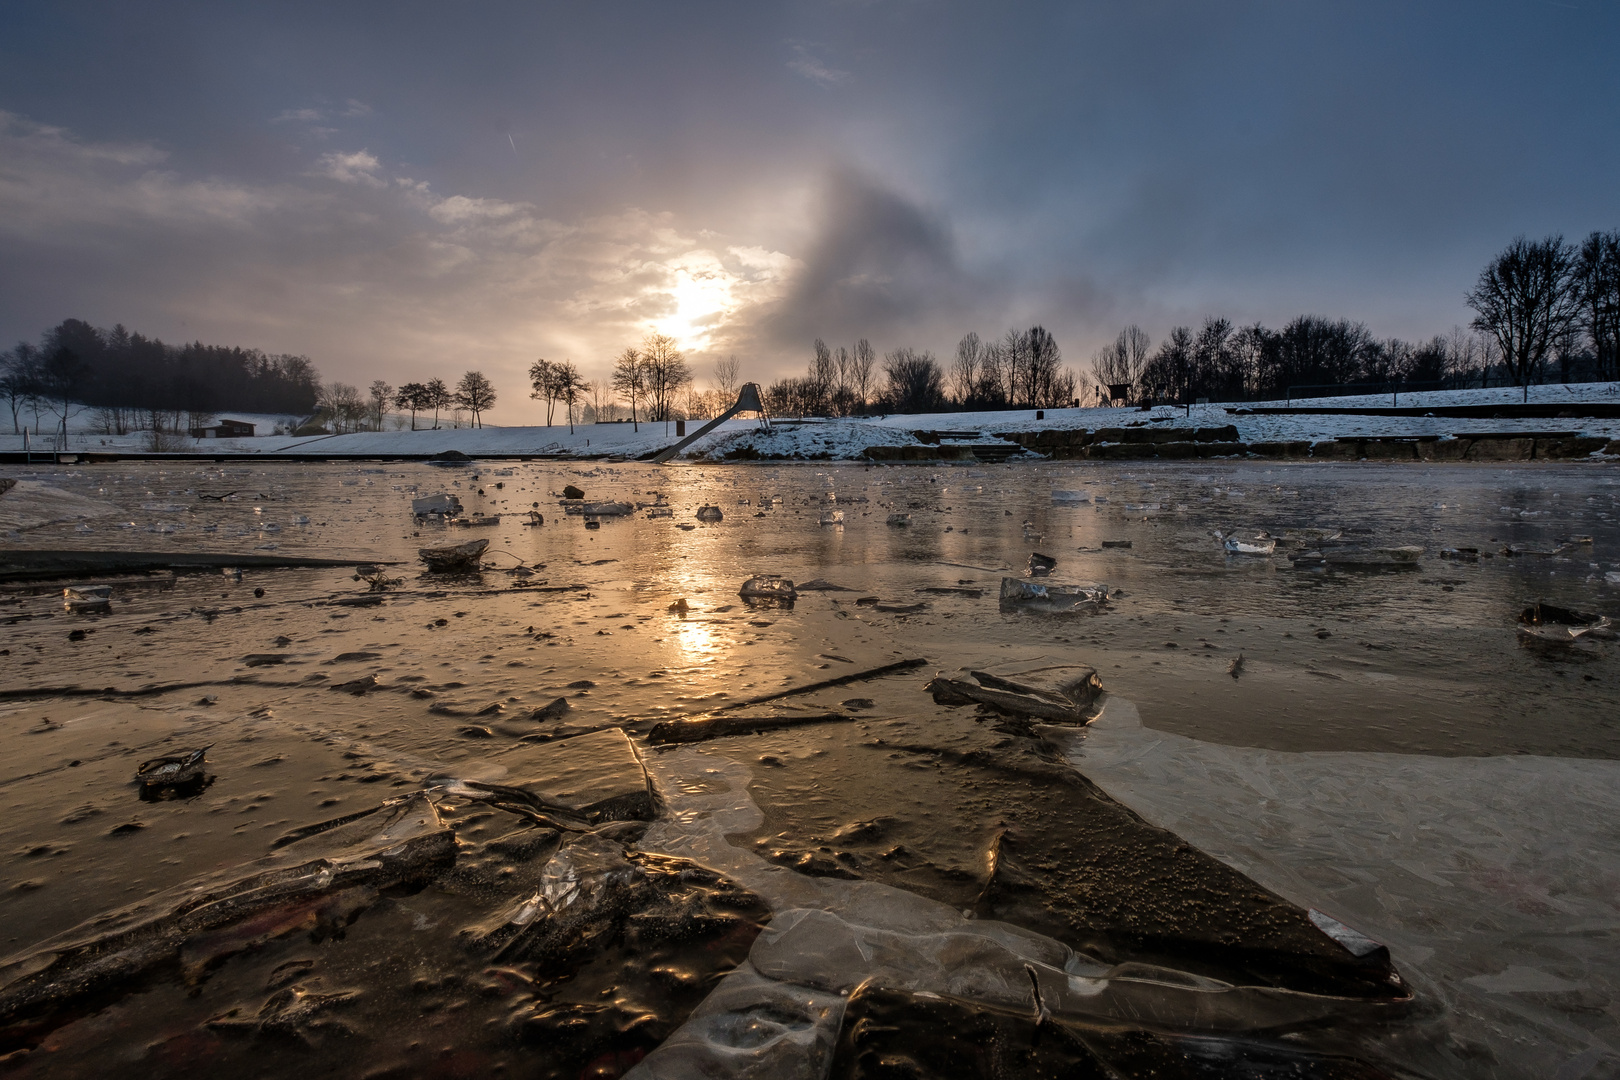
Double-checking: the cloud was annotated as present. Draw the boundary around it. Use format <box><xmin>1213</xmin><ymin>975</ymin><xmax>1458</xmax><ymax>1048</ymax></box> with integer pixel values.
<box><xmin>751</xmin><ymin>169</ymin><xmax>972</xmax><ymax>349</ymax></box>
<box><xmin>0</xmin><ymin>110</ymin><xmax>803</xmax><ymax>417</ymax></box>
<box><xmin>0</xmin><ymin>111</ymin><xmax>288</xmax><ymax>240</ymax></box>
<box><xmin>312</xmin><ymin>149</ymin><xmax>385</xmax><ymax>186</ymax></box>
<box><xmin>0</xmin><ymin>108</ymin><xmax>1098</xmax><ymax>413</ymax></box>
<box><xmin>0</xmin><ymin>111</ymin><xmax>166</xmax><ymax>168</ymax></box>
<box><xmin>274</xmin><ymin>100</ymin><xmax>373</xmax><ymax>124</ymax></box>
<box><xmin>427</xmin><ymin>194</ymin><xmax>527</xmax><ymax>225</ymax></box>
<box><xmin>787</xmin><ymin>44</ymin><xmax>851</xmax><ymax>87</ymax></box>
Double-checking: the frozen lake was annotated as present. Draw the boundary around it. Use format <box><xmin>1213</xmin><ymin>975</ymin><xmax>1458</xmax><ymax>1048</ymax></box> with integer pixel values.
<box><xmin>1</xmin><ymin>459</ymin><xmax>1617</xmax><ymax>1078</ymax></box>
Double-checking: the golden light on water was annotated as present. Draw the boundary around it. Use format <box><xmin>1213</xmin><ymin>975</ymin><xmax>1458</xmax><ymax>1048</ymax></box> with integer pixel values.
<box><xmin>668</xmin><ymin>610</ymin><xmax>723</xmax><ymax>663</ymax></box>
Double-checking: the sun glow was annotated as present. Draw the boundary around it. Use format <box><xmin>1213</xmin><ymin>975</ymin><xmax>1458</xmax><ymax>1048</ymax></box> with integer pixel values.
<box><xmin>668</xmin><ymin>611</ymin><xmax>722</xmax><ymax>664</ymax></box>
<box><xmin>649</xmin><ymin>254</ymin><xmax>740</xmax><ymax>350</ymax></box>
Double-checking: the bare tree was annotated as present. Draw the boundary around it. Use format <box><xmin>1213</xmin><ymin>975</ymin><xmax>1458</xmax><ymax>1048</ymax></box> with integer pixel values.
<box><xmin>454</xmin><ymin>370</ymin><xmax>497</xmax><ymax>428</ymax></box>
<box><xmin>833</xmin><ymin>346</ymin><xmax>852</xmax><ymax>414</ymax></box>
<box><xmin>528</xmin><ymin>359</ymin><xmax>560</xmax><ymax>426</ymax></box>
<box><xmin>368</xmin><ymin>380</ymin><xmax>392</xmax><ymax>430</ymax></box>
<box><xmin>713</xmin><ymin>355</ymin><xmax>741</xmax><ymax>402</ymax></box>
<box><xmin>1090</xmin><ymin>326</ymin><xmax>1150</xmax><ymax>403</ymax></box>
<box><xmin>318</xmin><ymin>381</ymin><xmax>366</xmax><ymax>433</ymax></box>
<box><xmin>851</xmin><ymin>338</ymin><xmax>875</xmax><ymax>414</ymax></box>
<box><xmin>424</xmin><ymin>377</ymin><xmax>451</xmax><ymax>429</ymax></box>
<box><xmin>1443</xmin><ymin>325</ymin><xmax>1502</xmax><ymax>389</ymax></box>
<box><xmin>1000</xmin><ymin>329</ymin><xmax>1026</xmax><ymax>406</ymax></box>
<box><xmin>1466</xmin><ymin>235</ymin><xmax>1582</xmax><ymax>401</ymax></box>
<box><xmin>0</xmin><ymin>343</ymin><xmax>41</xmax><ymax>434</ymax></box>
<box><xmin>544</xmin><ymin>361</ymin><xmax>586</xmax><ymax>433</ymax></box>
<box><xmin>641</xmin><ymin>333</ymin><xmax>690</xmax><ymax>429</ymax></box>
<box><xmin>37</xmin><ymin>346</ymin><xmax>83</xmax><ymax>446</ymax></box>
<box><xmin>588</xmin><ymin>377</ymin><xmax>617</xmax><ymax>423</ymax></box>
<box><xmin>1026</xmin><ymin>326</ymin><xmax>1062</xmax><ymax>407</ymax></box>
<box><xmin>950</xmin><ymin>332</ymin><xmax>981</xmax><ymax>406</ymax></box>
<box><xmin>976</xmin><ymin>340</ymin><xmax>1005</xmax><ymax>405</ymax></box>
<box><xmin>610</xmin><ymin>348</ymin><xmax>646</xmax><ymax>431</ymax></box>
<box><xmin>1577</xmin><ymin>230</ymin><xmax>1620</xmax><ymax>381</ymax></box>
<box><xmin>394</xmin><ymin>382</ymin><xmax>426</xmax><ymax>430</ymax></box>
<box><xmin>808</xmin><ymin>338</ymin><xmax>835</xmax><ymax>415</ymax></box>
<box><xmin>881</xmin><ymin>348</ymin><xmax>944</xmax><ymax>413</ymax></box>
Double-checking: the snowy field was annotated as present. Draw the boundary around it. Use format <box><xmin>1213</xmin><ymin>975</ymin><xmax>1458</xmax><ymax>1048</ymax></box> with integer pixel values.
<box><xmin>4</xmin><ymin>382</ymin><xmax>1620</xmax><ymax>460</ymax></box>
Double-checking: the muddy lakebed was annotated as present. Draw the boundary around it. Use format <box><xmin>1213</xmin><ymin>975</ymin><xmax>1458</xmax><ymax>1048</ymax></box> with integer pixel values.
<box><xmin>1</xmin><ymin>459</ymin><xmax>1618</xmax><ymax>1079</ymax></box>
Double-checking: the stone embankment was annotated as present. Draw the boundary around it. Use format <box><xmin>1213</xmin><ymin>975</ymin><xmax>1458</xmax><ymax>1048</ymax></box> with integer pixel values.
<box><xmin>862</xmin><ymin>424</ymin><xmax>1619</xmax><ymax>463</ymax></box>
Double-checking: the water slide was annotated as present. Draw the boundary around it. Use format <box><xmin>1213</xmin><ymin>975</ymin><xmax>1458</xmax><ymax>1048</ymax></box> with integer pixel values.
<box><xmin>650</xmin><ymin>382</ymin><xmax>770</xmax><ymax>463</ymax></box>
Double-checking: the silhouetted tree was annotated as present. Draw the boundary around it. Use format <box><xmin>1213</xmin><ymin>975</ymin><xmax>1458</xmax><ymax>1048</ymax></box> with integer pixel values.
<box><xmin>455</xmin><ymin>370</ymin><xmax>496</xmax><ymax>428</ymax></box>
<box><xmin>832</xmin><ymin>346</ymin><xmax>854</xmax><ymax>414</ymax></box>
<box><xmin>1265</xmin><ymin>316</ymin><xmax>1378</xmax><ymax>396</ymax></box>
<box><xmin>950</xmin><ymin>332</ymin><xmax>982</xmax><ymax>406</ymax></box>
<box><xmin>998</xmin><ymin>329</ymin><xmax>1026</xmax><ymax>406</ymax></box>
<box><xmin>394</xmin><ymin>382</ymin><xmax>427</xmax><ymax>430</ymax></box>
<box><xmin>1</xmin><ymin>343</ymin><xmax>41</xmax><ymax>434</ymax></box>
<box><xmin>641</xmin><ymin>333</ymin><xmax>690</xmax><ymax>428</ymax></box>
<box><xmin>807</xmin><ymin>339</ymin><xmax>835</xmax><ymax>415</ymax></box>
<box><xmin>1025</xmin><ymin>326</ymin><xmax>1064</xmax><ymax>407</ymax></box>
<box><xmin>1141</xmin><ymin>326</ymin><xmax>1193</xmax><ymax>403</ymax></box>
<box><xmin>851</xmin><ymin>339</ymin><xmax>875</xmax><ymax>414</ymax></box>
<box><xmin>10</xmin><ymin>318</ymin><xmax>320</xmax><ymax>420</ymax></box>
<box><xmin>39</xmin><ymin>346</ymin><xmax>83</xmax><ymax>443</ymax></box>
<box><xmin>1576</xmin><ymin>230</ymin><xmax>1620</xmax><ymax>381</ymax></box>
<box><xmin>713</xmin><ymin>355</ymin><xmax>741</xmax><ymax>401</ymax></box>
<box><xmin>424</xmin><ymin>377</ymin><xmax>451</xmax><ymax>429</ymax></box>
<box><xmin>557</xmin><ymin>363</ymin><xmax>589</xmax><ymax>433</ymax></box>
<box><xmin>1091</xmin><ymin>326</ymin><xmax>1150</xmax><ymax>404</ymax></box>
<box><xmin>1467</xmin><ymin>235</ymin><xmax>1581</xmax><ymax>401</ymax></box>
<box><xmin>528</xmin><ymin>359</ymin><xmax>560</xmax><ymax>426</ymax></box>
<box><xmin>318</xmin><ymin>381</ymin><xmax>366</xmax><ymax>433</ymax></box>
<box><xmin>880</xmin><ymin>347</ymin><xmax>944</xmax><ymax>413</ymax></box>
<box><xmin>368</xmin><ymin>380</ymin><xmax>393</xmax><ymax>430</ymax></box>
<box><xmin>609</xmin><ymin>349</ymin><xmax>646</xmax><ymax>431</ymax></box>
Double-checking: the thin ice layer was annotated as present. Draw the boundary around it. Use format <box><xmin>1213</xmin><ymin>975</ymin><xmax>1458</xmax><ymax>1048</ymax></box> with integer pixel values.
<box><xmin>1052</xmin><ymin>698</ymin><xmax>1620</xmax><ymax>1079</ymax></box>
<box><xmin>628</xmin><ymin>748</ymin><xmax>1403</xmax><ymax>1079</ymax></box>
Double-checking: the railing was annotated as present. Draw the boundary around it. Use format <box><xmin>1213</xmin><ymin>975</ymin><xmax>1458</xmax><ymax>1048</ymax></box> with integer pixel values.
<box><xmin>1285</xmin><ymin>380</ymin><xmax>1447</xmax><ymax>406</ymax></box>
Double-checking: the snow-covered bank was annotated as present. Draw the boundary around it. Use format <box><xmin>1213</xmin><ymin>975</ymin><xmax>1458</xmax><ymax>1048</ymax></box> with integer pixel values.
<box><xmin>4</xmin><ymin>382</ymin><xmax>1620</xmax><ymax>461</ymax></box>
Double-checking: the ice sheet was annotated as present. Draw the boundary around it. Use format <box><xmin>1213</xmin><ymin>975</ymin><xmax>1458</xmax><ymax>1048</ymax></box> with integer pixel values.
<box><xmin>1050</xmin><ymin>698</ymin><xmax>1620</xmax><ymax>1078</ymax></box>
<box><xmin>628</xmin><ymin>746</ymin><xmax>1409</xmax><ymax>1079</ymax></box>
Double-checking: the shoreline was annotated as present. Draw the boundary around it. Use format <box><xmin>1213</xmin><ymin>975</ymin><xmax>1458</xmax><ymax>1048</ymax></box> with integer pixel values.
<box><xmin>4</xmin><ymin>429</ymin><xmax>1618</xmax><ymax>466</ymax></box>
<box><xmin>5</xmin><ymin>382</ymin><xmax>1620</xmax><ymax>465</ymax></box>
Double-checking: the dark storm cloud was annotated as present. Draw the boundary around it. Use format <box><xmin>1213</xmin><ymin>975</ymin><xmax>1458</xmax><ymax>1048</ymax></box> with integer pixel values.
<box><xmin>0</xmin><ymin>0</ymin><xmax>1617</xmax><ymax>416</ymax></box>
<box><xmin>763</xmin><ymin>170</ymin><xmax>972</xmax><ymax>347</ymax></box>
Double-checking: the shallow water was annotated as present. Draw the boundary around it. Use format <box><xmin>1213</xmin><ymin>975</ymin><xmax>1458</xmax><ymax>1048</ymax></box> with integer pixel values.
<box><xmin>1</xmin><ymin>459</ymin><xmax>1618</xmax><ymax>1077</ymax></box>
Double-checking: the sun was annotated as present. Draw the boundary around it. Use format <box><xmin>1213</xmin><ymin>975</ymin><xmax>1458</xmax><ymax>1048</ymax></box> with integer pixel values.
<box><xmin>650</xmin><ymin>254</ymin><xmax>739</xmax><ymax>350</ymax></box>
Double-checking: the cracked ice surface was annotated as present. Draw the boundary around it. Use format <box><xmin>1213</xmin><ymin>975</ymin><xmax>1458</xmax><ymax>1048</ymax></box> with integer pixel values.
<box><xmin>630</xmin><ymin>744</ymin><xmax>1410</xmax><ymax>1079</ymax></box>
<box><xmin>1052</xmin><ymin>697</ymin><xmax>1620</xmax><ymax>1079</ymax></box>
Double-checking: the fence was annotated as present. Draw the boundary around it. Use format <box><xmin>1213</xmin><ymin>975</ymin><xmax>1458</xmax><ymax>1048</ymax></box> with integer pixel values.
<box><xmin>1285</xmin><ymin>380</ymin><xmax>1447</xmax><ymax>406</ymax></box>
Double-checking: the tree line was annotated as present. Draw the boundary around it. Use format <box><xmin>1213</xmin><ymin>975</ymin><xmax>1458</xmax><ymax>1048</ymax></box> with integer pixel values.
<box><xmin>0</xmin><ymin>317</ymin><xmax>504</xmax><ymax>437</ymax></box>
<box><xmin>524</xmin><ymin>332</ymin><xmax>699</xmax><ymax>432</ymax></box>
<box><xmin>761</xmin><ymin>326</ymin><xmax>1077</xmax><ymax>417</ymax></box>
<box><xmin>1091</xmin><ymin>229</ymin><xmax>1620</xmax><ymax>405</ymax></box>
<box><xmin>1</xmin><ymin>318</ymin><xmax>319</xmax><ymax>435</ymax></box>
<box><xmin>389</xmin><ymin>372</ymin><xmax>497</xmax><ymax>431</ymax></box>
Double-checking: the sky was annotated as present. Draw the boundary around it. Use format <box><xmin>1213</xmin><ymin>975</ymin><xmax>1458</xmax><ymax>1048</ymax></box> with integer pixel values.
<box><xmin>1</xmin><ymin>0</ymin><xmax>1617</xmax><ymax>422</ymax></box>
